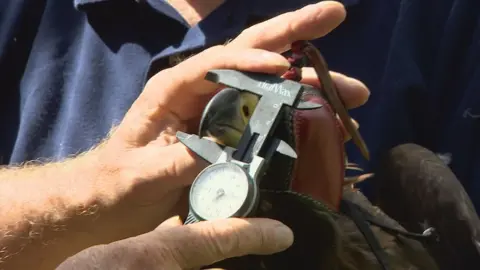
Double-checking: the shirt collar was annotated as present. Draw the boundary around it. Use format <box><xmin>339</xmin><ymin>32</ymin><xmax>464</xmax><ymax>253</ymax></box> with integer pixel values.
<box><xmin>74</xmin><ymin>0</ymin><xmax>360</xmax><ymax>14</ymax></box>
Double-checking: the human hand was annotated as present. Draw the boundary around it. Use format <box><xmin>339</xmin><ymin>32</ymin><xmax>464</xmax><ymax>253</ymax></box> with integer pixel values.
<box><xmin>56</xmin><ymin>217</ymin><xmax>294</xmax><ymax>270</ymax></box>
<box><xmin>88</xmin><ymin>1</ymin><xmax>369</xmax><ymax>241</ymax></box>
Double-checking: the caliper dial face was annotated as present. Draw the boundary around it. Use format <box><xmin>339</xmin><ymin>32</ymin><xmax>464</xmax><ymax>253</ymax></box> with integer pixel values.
<box><xmin>189</xmin><ymin>162</ymin><xmax>255</xmax><ymax>221</ymax></box>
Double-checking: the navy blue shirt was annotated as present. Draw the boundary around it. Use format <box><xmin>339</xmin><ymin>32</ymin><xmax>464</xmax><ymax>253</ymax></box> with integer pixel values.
<box><xmin>1</xmin><ymin>0</ymin><xmax>480</xmax><ymax>210</ymax></box>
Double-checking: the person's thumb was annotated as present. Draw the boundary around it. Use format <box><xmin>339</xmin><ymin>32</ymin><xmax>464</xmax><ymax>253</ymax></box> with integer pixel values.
<box><xmin>162</xmin><ymin>218</ymin><xmax>294</xmax><ymax>269</ymax></box>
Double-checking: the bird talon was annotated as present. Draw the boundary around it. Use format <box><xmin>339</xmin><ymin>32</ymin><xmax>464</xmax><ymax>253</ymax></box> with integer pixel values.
<box><xmin>343</xmin><ymin>173</ymin><xmax>374</xmax><ymax>187</ymax></box>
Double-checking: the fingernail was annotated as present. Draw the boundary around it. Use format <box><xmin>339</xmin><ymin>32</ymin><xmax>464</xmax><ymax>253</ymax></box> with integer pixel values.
<box><xmin>173</xmin><ymin>215</ymin><xmax>182</xmax><ymax>222</ymax></box>
<box><xmin>273</xmin><ymin>224</ymin><xmax>294</xmax><ymax>249</ymax></box>
<box><xmin>335</xmin><ymin>75</ymin><xmax>370</xmax><ymax>107</ymax></box>
<box><xmin>319</xmin><ymin>0</ymin><xmax>345</xmax><ymax>9</ymax></box>
<box><xmin>348</xmin><ymin>77</ymin><xmax>370</xmax><ymax>97</ymax></box>
<box><xmin>164</xmin><ymin>215</ymin><xmax>181</xmax><ymax>223</ymax></box>
<box><xmin>156</xmin><ymin>215</ymin><xmax>183</xmax><ymax>229</ymax></box>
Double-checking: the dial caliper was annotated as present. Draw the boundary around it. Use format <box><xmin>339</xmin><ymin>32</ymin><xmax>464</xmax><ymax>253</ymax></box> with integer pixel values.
<box><xmin>176</xmin><ymin>69</ymin><xmax>323</xmax><ymax>224</ymax></box>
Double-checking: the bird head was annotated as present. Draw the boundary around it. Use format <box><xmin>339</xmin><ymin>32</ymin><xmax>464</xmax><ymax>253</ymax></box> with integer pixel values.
<box><xmin>199</xmin><ymin>87</ymin><xmax>259</xmax><ymax>147</ymax></box>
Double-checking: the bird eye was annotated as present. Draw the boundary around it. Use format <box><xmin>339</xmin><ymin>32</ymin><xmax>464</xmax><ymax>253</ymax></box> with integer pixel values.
<box><xmin>242</xmin><ymin>105</ymin><xmax>250</xmax><ymax>117</ymax></box>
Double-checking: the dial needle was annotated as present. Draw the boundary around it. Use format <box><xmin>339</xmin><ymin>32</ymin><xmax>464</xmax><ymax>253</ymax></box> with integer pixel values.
<box><xmin>214</xmin><ymin>188</ymin><xmax>225</xmax><ymax>200</ymax></box>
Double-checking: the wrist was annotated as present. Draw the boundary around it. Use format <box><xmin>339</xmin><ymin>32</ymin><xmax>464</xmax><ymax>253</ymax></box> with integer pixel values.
<box><xmin>42</xmin><ymin>150</ymin><xmax>122</xmax><ymax>244</ymax></box>
<box><xmin>71</xmin><ymin>147</ymin><xmax>125</xmax><ymax>208</ymax></box>
<box><xmin>63</xmin><ymin>147</ymin><xmax>136</xmax><ymax>242</ymax></box>
<box><xmin>74</xmin><ymin>142</ymin><xmax>166</xmax><ymax>243</ymax></box>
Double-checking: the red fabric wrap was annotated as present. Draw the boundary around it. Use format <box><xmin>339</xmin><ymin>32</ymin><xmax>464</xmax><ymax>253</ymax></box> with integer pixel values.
<box><xmin>291</xmin><ymin>94</ymin><xmax>345</xmax><ymax>210</ymax></box>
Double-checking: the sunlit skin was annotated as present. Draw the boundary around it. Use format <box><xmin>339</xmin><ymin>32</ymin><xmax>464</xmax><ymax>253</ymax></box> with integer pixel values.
<box><xmin>198</xmin><ymin>88</ymin><xmax>372</xmax><ymax>187</ymax></box>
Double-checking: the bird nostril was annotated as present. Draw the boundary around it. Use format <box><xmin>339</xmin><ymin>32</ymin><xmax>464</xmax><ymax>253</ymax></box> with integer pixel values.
<box><xmin>242</xmin><ymin>105</ymin><xmax>250</xmax><ymax>117</ymax></box>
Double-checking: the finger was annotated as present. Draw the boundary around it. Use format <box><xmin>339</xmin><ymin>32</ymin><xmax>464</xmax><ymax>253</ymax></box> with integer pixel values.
<box><xmin>134</xmin><ymin>47</ymin><xmax>290</xmax><ymax>120</ymax></box>
<box><xmin>119</xmin><ymin>48</ymin><xmax>291</xmax><ymax>143</ymax></box>
<box><xmin>300</xmin><ymin>68</ymin><xmax>370</xmax><ymax>109</ymax></box>
<box><xmin>156</xmin><ymin>216</ymin><xmax>184</xmax><ymax>230</ymax></box>
<box><xmin>161</xmin><ymin>218</ymin><xmax>293</xmax><ymax>269</ymax></box>
<box><xmin>229</xmin><ymin>1</ymin><xmax>346</xmax><ymax>53</ymax></box>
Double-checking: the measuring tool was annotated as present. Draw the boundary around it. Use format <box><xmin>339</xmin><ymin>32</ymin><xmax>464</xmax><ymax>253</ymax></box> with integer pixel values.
<box><xmin>176</xmin><ymin>69</ymin><xmax>323</xmax><ymax>224</ymax></box>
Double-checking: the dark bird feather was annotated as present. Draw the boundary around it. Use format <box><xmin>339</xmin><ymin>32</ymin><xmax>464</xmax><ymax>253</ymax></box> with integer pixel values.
<box><xmin>208</xmin><ymin>188</ymin><xmax>439</xmax><ymax>270</ymax></box>
<box><xmin>373</xmin><ymin>143</ymin><xmax>480</xmax><ymax>270</ymax></box>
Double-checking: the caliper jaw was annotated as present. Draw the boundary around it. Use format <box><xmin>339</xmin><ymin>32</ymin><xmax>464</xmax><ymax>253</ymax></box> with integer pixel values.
<box><xmin>176</xmin><ymin>131</ymin><xmax>294</xmax><ymax>180</ymax></box>
<box><xmin>176</xmin><ymin>131</ymin><xmax>228</xmax><ymax>165</ymax></box>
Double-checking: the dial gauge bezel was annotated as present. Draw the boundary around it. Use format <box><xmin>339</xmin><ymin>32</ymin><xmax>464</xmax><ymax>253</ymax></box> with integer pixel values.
<box><xmin>189</xmin><ymin>162</ymin><xmax>259</xmax><ymax>221</ymax></box>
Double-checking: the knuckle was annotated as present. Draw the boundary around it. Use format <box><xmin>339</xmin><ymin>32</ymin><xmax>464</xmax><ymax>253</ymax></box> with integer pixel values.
<box><xmin>203</xmin><ymin>45</ymin><xmax>230</xmax><ymax>66</ymax></box>
<box><xmin>253</xmin><ymin>222</ymin><xmax>269</xmax><ymax>251</ymax></box>
<box><xmin>205</xmin><ymin>220</ymin><xmax>242</xmax><ymax>256</ymax></box>
<box><xmin>283</xmin><ymin>19</ymin><xmax>298</xmax><ymax>43</ymax></box>
<box><xmin>163</xmin><ymin>229</ymin><xmax>201</xmax><ymax>267</ymax></box>
<box><xmin>160</xmin><ymin>222</ymin><xmax>242</xmax><ymax>268</ymax></box>
<box><xmin>113</xmin><ymin>240</ymin><xmax>160</xmax><ymax>269</ymax></box>
<box><xmin>210</xmin><ymin>219</ymin><xmax>268</xmax><ymax>255</ymax></box>
<box><xmin>204</xmin><ymin>45</ymin><xmax>226</xmax><ymax>55</ymax></box>
<box><xmin>238</xmin><ymin>25</ymin><xmax>256</xmax><ymax>39</ymax></box>
<box><xmin>153</xmin><ymin>244</ymin><xmax>184</xmax><ymax>270</ymax></box>
<box><xmin>143</xmin><ymin>67</ymin><xmax>176</xmax><ymax>93</ymax></box>
<box><xmin>237</xmin><ymin>10</ymin><xmax>296</xmax><ymax>42</ymax></box>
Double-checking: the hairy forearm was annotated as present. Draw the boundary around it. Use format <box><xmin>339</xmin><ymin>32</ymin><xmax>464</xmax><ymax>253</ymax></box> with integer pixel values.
<box><xmin>0</xmin><ymin>149</ymin><xmax>123</xmax><ymax>269</ymax></box>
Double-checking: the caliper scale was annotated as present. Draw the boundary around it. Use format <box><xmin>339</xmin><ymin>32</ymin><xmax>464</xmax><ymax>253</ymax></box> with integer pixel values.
<box><xmin>176</xmin><ymin>69</ymin><xmax>323</xmax><ymax>224</ymax></box>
